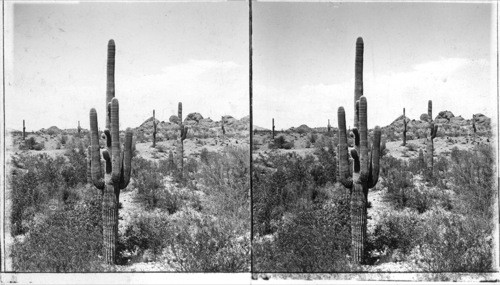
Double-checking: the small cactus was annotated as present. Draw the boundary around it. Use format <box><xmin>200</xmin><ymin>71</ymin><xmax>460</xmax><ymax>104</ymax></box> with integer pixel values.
<box><xmin>402</xmin><ymin>108</ymin><xmax>407</xmax><ymax>146</ymax></box>
<box><xmin>177</xmin><ymin>102</ymin><xmax>188</xmax><ymax>179</ymax></box>
<box><xmin>222</xmin><ymin>117</ymin><xmax>226</xmax><ymax>135</ymax></box>
<box><xmin>472</xmin><ymin>114</ymin><xmax>477</xmax><ymax>141</ymax></box>
<box><xmin>327</xmin><ymin>119</ymin><xmax>331</xmax><ymax>133</ymax></box>
<box><xmin>152</xmin><ymin>110</ymin><xmax>157</xmax><ymax>148</ymax></box>
<box><xmin>78</xmin><ymin>121</ymin><xmax>81</xmax><ymax>137</ymax></box>
<box><xmin>23</xmin><ymin>120</ymin><xmax>26</xmax><ymax>141</ymax></box>
<box><xmin>272</xmin><ymin>118</ymin><xmax>275</xmax><ymax>139</ymax></box>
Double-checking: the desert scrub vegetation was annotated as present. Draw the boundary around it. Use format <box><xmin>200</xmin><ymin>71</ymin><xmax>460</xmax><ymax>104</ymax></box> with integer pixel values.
<box><xmin>252</xmin><ymin>151</ymin><xmax>348</xmax><ymax>272</ymax></box>
<box><xmin>370</xmin><ymin>144</ymin><xmax>495</xmax><ymax>271</ymax></box>
<box><xmin>116</xmin><ymin>146</ymin><xmax>250</xmax><ymax>271</ymax></box>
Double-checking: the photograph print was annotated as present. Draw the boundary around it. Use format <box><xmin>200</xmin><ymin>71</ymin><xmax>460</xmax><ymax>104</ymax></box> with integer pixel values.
<box><xmin>251</xmin><ymin>1</ymin><xmax>498</xmax><ymax>277</ymax></box>
<box><xmin>3</xmin><ymin>1</ymin><xmax>250</xmax><ymax>272</ymax></box>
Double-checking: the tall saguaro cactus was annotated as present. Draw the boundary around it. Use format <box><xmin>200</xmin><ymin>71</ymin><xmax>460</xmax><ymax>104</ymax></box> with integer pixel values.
<box><xmin>354</xmin><ymin>37</ymin><xmax>364</xmax><ymax>129</ymax></box>
<box><xmin>152</xmin><ymin>110</ymin><xmax>157</xmax><ymax>148</ymax></box>
<box><xmin>23</xmin><ymin>120</ymin><xmax>26</xmax><ymax>141</ymax></box>
<box><xmin>402</xmin><ymin>108</ymin><xmax>407</xmax><ymax>146</ymax></box>
<box><xmin>338</xmin><ymin>97</ymin><xmax>381</xmax><ymax>265</ymax></box>
<box><xmin>328</xmin><ymin>119</ymin><xmax>331</xmax><ymax>133</ymax></box>
<box><xmin>472</xmin><ymin>114</ymin><xmax>477</xmax><ymax>141</ymax></box>
<box><xmin>177</xmin><ymin>102</ymin><xmax>188</xmax><ymax>178</ymax></box>
<box><xmin>420</xmin><ymin>100</ymin><xmax>438</xmax><ymax>177</ymax></box>
<box><xmin>89</xmin><ymin>39</ymin><xmax>133</xmax><ymax>265</ymax></box>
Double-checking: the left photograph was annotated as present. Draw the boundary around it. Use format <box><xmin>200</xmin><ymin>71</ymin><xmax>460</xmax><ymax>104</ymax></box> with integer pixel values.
<box><xmin>3</xmin><ymin>2</ymin><xmax>250</xmax><ymax>272</ymax></box>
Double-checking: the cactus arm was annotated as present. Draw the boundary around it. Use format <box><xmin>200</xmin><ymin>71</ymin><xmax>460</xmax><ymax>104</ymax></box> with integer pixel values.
<box><xmin>181</xmin><ymin>125</ymin><xmax>188</xmax><ymax>141</ymax></box>
<box><xmin>351</xmin><ymin>128</ymin><xmax>360</xmax><ymax>147</ymax></box>
<box><xmin>428</xmin><ymin>100</ymin><xmax>432</xmax><ymax>120</ymax></box>
<box><xmin>178</xmin><ymin>102</ymin><xmax>182</xmax><ymax>123</ymax></box>
<box><xmin>368</xmin><ymin>126</ymin><xmax>381</xmax><ymax>188</ymax></box>
<box><xmin>110</xmin><ymin>98</ymin><xmax>121</xmax><ymax>182</ymax></box>
<box><xmin>90</xmin><ymin>108</ymin><xmax>104</xmax><ymax>190</ymax></box>
<box><xmin>358</xmin><ymin>96</ymin><xmax>369</xmax><ymax>181</ymax></box>
<box><xmin>102</xmin><ymin>149</ymin><xmax>112</xmax><ymax>174</ymax></box>
<box><xmin>338</xmin><ymin>107</ymin><xmax>353</xmax><ymax>188</ymax></box>
<box><xmin>431</xmin><ymin>124</ymin><xmax>438</xmax><ymax>139</ymax></box>
<box><xmin>120</xmin><ymin>129</ymin><xmax>133</xmax><ymax>189</ymax></box>
<box><xmin>87</xmin><ymin>146</ymin><xmax>92</xmax><ymax>184</ymax></box>
<box><xmin>350</xmin><ymin>149</ymin><xmax>360</xmax><ymax>173</ymax></box>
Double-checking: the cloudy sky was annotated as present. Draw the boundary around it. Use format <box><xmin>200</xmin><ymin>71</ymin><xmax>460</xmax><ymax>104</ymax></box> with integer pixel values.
<box><xmin>5</xmin><ymin>1</ymin><xmax>248</xmax><ymax>131</ymax></box>
<box><xmin>253</xmin><ymin>2</ymin><xmax>496</xmax><ymax>130</ymax></box>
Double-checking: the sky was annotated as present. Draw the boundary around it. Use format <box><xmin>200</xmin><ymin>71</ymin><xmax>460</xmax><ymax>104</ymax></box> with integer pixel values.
<box><xmin>5</xmin><ymin>1</ymin><xmax>249</xmax><ymax>131</ymax></box>
<box><xmin>253</xmin><ymin>2</ymin><xmax>496</xmax><ymax>130</ymax></box>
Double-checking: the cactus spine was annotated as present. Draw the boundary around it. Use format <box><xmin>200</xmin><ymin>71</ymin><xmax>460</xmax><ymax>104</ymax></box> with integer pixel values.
<box><xmin>402</xmin><ymin>108</ymin><xmax>407</xmax><ymax>146</ymax></box>
<box><xmin>23</xmin><ymin>120</ymin><xmax>26</xmax><ymax>141</ymax></box>
<box><xmin>177</xmin><ymin>102</ymin><xmax>188</xmax><ymax>178</ymax></box>
<box><xmin>152</xmin><ymin>110</ymin><xmax>157</xmax><ymax>148</ymax></box>
<box><xmin>89</xmin><ymin>40</ymin><xmax>133</xmax><ymax>265</ymax></box>
<box><xmin>354</xmin><ymin>37</ymin><xmax>364</xmax><ymax>129</ymax></box>
<box><xmin>338</xmin><ymin>98</ymin><xmax>381</xmax><ymax>265</ymax></box>
<box><xmin>420</xmin><ymin>100</ymin><xmax>438</xmax><ymax>177</ymax></box>
<box><xmin>272</xmin><ymin>118</ymin><xmax>275</xmax><ymax>139</ymax></box>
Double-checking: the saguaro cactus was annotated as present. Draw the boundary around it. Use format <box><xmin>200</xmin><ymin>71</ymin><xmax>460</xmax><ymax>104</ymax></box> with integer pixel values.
<box><xmin>354</xmin><ymin>37</ymin><xmax>364</xmax><ymax>129</ymax></box>
<box><xmin>402</xmin><ymin>108</ymin><xmax>407</xmax><ymax>146</ymax></box>
<box><xmin>222</xmin><ymin>118</ymin><xmax>226</xmax><ymax>135</ymax></box>
<box><xmin>420</xmin><ymin>100</ymin><xmax>438</xmax><ymax>177</ymax></box>
<box><xmin>338</xmin><ymin>96</ymin><xmax>381</xmax><ymax>265</ymax></box>
<box><xmin>152</xmin><ymin>110</ymin><xmax>157</xmax><ymax>148</ymax></box>
<box><xmin>272</xmin><ymin>118</ymin><xmax>275</xmax><ymax>139</ymax></box>
<box><xmin>89</xmin><ymin>39</ymin><xmax>133</xmax><ymax>265</ymax></box>
<box><xmin>23</xmin><ymin>120</ymin><xmax>26</xmax><ymax>141</ymax></box>
<box><xmin>328</xmin><ymin>119</ymin><xmax>331</xmax><ymax>133</ymax></box>
<box><xmin>177</xmin><ymin>102</ymin><xmax>188</xmax><ymax>178</ymax></box>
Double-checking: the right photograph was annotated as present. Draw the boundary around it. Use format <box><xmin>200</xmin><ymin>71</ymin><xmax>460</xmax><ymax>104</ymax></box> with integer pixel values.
<box><xmin>251</xmin><ymin>1</ymin><xmax>497</xmax><ymax>276</ymax></box>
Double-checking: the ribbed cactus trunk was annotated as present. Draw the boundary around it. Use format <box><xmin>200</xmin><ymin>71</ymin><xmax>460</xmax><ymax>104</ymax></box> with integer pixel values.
<box><xmin>402</xmin><ymin>108</ymin><xmax>407</xmax><ymax>146</ymax></box>
<box><xmin>89</xmin><ymin>40</ymin><xmax>133</xmax><ymax>265</ymax></box>
<box><xmin>152</xmin><ymin>110</ymin><xmax>157</xmax><ymax>148</ymax></box>
<box><xmin>354</xmin><ymin>37</ymin><xmax>363</xmax><ymax>129</ymax></box>
<box><xmin>23</xmin><ymin>120</ymin><xmax>26</xmax><ymax>141</ymax></box>
<box><xmin>272</xmin><ymin>118</ymin><xmax>275</xmax><ymax>139</ymax></box>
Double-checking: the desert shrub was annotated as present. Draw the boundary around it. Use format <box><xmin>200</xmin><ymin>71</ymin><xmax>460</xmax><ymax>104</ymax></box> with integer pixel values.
<box><xmin>119</xmin><ymin>211</ymin><xmax>171</xmax><ymax>263</ymax></box>
<box><xmin>168</xmin><ymin>209</ymin><xmax>250</xmax><ymax>272</ymax></box>
<box><xmin>309</xmin><ymin>133</ymin><xmax>317</xmax><ymax>144</ymax></box>
<box><xmin>253</xmin><ymin>152</ymin><xmax>338</xmax><ymax>236</ymax></box>
<box><xmin>415</xmin><ymin>209</ymin><xmax>493</xmax><ymax>272</ymax></box>
<box><xmin>11</xmin><ymin>192</ymin><xmax>103</xmax><ymax>272</ymax></box>
<box><xmin>383</xmin><ymin>161</ymin><xmax>414</xmax><ymax>209</ymax></box>
<box><xmin>270</xmin><ymin>135</ymin><xmax>294</xmax><ymax>150</ymax></box>
<box><xmin>133</xmin><ymin>157</ymin><xmax>179</xmax><ymax>212</ymax></box>
<box><xmin>449</xmin><ymin>145</ymin><xmax>494</xmax><ymax>221</ymax></box>
<box><xmin>370</xmin><ymin>209</ymin><xmax>420</xmax><ymax>257</ymax></box>
<box><xmin>62</xmin><ymin>148</ymin><xmax>88</xmax><ymax>188</ymax></box>
<box><xmin>254</xmin><ymin>192</ymin><xmax>351</xmax><ymax>272</ymax></box>
<box><xmin>196</xmin><ymin>146</ymin><xmax>249</xmax><ymax>233</ymax></box>
<box><xmin>406</xmin><ymin>143</ymin><xmax>418</xmax><ymax>151</ymax></box>
<box><xmin>10</xmin><ymin>170</ymin><xmax>39</xmax><ymax>236</ymax></box>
